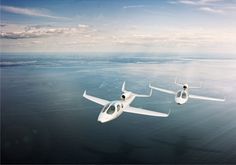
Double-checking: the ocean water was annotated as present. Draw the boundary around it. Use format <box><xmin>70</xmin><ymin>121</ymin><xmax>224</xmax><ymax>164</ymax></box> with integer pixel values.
<box><xmin>1</xmin><ymin>53</ymin><xmax>236</xmax><ymax>163</ymax></box>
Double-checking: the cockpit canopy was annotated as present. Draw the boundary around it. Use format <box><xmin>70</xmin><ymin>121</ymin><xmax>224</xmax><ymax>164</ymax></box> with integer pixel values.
<box><xmin>107</xmin><ymin>105</ymin><xmax>116</xmax><ymax>114</ymax></box>
<box><xmin>176</xmin><ymin>91</ymin><xmax>187</xmax><ymax>99</ymax></box>
<box><xmin>102</xmin><ymin>102</ymin><xmax>122</xmax><ymax>115</ymax></box>
<box><xmin>177</xmin><ymin>91</ymin><xmax>181</xmax><ymax>97</ymax></box>
<box><xmin>182</xmin><ymin>92</ymin><xmax>187</xmax><ymax>98</ymax></box>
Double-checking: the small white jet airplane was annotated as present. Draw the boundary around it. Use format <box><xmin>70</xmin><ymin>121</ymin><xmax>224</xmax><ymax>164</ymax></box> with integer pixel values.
<box><xmin>83</xmin><ymin>82</ymin><xmax>170</xmax><ymax>123</ymax></box>
<box><xmin>150</xmin><ymin>79</ymin><xmax>225</xmax><ymax>105</ymax></box>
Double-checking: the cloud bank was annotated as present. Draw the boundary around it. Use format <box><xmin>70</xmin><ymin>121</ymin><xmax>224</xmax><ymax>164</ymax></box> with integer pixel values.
<box><xmin>0</xmin><ymin>5</ymin><xmax>69</xmax><ymax>19</ymax></box>
<box><xmin>170</xmin><ymin>0</ymin><xmax>236</xmax><ymax>14</ymax></box>
<box><xmin>0</xmin><ymin>24</ymin><xmax>92</xmax><ymax>39</ymax></box>
<box><xmin>1</xmin><ymin>23</ymin><xmax>235</xmax><ymax>53</ymax></box>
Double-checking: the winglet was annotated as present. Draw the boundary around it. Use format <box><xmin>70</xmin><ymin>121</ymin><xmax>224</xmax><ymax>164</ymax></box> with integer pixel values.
<box><xmin>83</xmin><ymin>90</ymin><xmax>87</xmax><ymax>97</ymax></box>
<box><xmin>149</xmin><ymin>83</ymin><xmax>154</xmax><ymax>89</ymax></box>
<box><xmin>175</xmin><ymin>77</ymin><xmax>183</xmax><ymax>86</ymax></box>
<box><xmin>221</xmin><ymin>97</ymin><xmax>226</xmax><ymax>102</ymax></box>
<box><xmin>167</xmin><ymin>109</ymin><xmax>171</xmax><ymax>117</ymax></box>
<box><xmin>149</xmin><ymin>88</ymin><xmax>153</xmax><ymax>97</ymax></box>
<box><xmin>149</xmin><ymin>83</ymin><xmax>152</xmax><ymax>88</ymax></box>
<box><xmin>133</xmin><ymin>87</ymin><xmax>153</xmax><ymax>98</ymax></box>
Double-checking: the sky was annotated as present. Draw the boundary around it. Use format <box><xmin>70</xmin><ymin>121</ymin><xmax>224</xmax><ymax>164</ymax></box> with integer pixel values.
<box><xmin>0</xmin><ymin>0</ymin><xmax>236</xmax><ymax>53</ymax></box>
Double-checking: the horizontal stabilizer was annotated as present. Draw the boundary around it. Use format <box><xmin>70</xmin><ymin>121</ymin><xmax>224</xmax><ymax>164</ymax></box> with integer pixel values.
<box><xmin>149</xmin><ymin>84</ymin><xmax>175</xmax><ymax>95</ymax></box>
<box><xmin>123</xmin><ymin>81</ymin><xmax>152</xmax><ymax>97</ymax></box>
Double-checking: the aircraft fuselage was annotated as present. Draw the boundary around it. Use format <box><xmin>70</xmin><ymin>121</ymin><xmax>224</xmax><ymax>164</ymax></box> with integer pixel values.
<box><xmin>97</xmin><ymin>95</ymin><xmax>135</xmax><ymax>123</ymax></box>
<box><xmin>175</xmin><ymin>89</ymin><xmax>189</xmax><ymax>105</ymax></box>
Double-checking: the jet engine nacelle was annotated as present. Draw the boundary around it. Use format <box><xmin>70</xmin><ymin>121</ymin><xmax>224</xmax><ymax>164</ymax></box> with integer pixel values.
<box><xmin>183</xmin><ymin>84</ymin><xmax>189</xmax><ymax>90</ymax></box>
<box><xmin>121</xmin><ymin>92</ymin><xmax>132</xmax><ymax>100</ymax></box>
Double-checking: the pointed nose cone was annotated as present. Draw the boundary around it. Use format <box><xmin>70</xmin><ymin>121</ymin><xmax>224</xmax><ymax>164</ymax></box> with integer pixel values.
<box><xmin>175</xmin><ymin>97</ymin><xmax>186</xmax><ymax>105</ymax></box>
<box><xmin>97</xmin><ymin>114</ymin><xmax>112</xmax><ymax>123</ymax></box>
<box><xmin>97</xmin><ymin>116</ymin><xmax>102</xmax><ymax>123</ymax></box>
<box><xmin>97</xmin><ymin>113</ymin><xmax>104</xmax><ymax>123</ymax></box>
<box><xmin>97</xmin><ymin>114</ymin><xmax>107</xmax><ymax>123</ymax></box>
<box><xmin>97</xmin><ymin>117</ymin><xmax>105</xmax><ymax>123</ymax></box>
<box><xmin>175</xmin><ymin>98</ymin><xmax>181</xmax><ymax>105</ymax></box>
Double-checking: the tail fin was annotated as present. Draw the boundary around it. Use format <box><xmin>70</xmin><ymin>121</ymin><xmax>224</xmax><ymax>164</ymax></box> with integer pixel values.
<box><xmin>122</xmin><ymin>81</ymin><xmax>152</xmax><ymax>97</ymax></box>
<box><xmin>175</xmin><ymin>77</ymin><xmax>183</xmax><ymax>87</ymax></box>
<box><xmin>175</xmin><ymin>77</ymin><xmax>203</xmax><ymax>89</ymax></box>
<box><xmin>134</xmin><ymin>88</ymin><xmax>152</xmax><ymax>98</ymax></box>
<box><xmin>122</xmin><ymin>81</ymin><xmax>127</xmax><ymax>92</ymax></box>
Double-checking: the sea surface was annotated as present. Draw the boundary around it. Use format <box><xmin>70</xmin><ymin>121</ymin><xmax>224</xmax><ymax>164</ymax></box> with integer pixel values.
<box><xmin>1</xmin><ymin>53</ymin><xmax>236</xmax><ymax>163</ymax></box>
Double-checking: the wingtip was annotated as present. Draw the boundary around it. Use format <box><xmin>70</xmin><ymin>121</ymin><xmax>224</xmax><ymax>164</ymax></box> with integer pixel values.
<box><xmin>149</xmin><ymin>83</ymin><xmax>153</xmax><ymax>89</ymax></box>
<box><xmin>218</xmin><ymin>97</ymin><xmax>225</xmax><ymax>102</ymax></box>
<box><xmin>149</xmin><ymin>88</ymin><xmax>153</xmax><ymax>96</ymax></box>
<box><xmin>168</xmin><ymin>109</ymin><xmax>171</xmax><ymax>116</ymax></box>
<box><xmin>83</xmin><ymin>90</ymin><xmax>86</xmax><ymax>97</ymax></box>
<box><xmin>162</xmin><ymin>109</ymin><xmax>171</xmax><ymax>117</ymax></box>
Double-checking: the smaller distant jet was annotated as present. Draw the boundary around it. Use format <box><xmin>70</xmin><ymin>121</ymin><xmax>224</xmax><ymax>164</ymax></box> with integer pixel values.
<box><xmin>150</xmin><ymin>79</ymin><xmax>225</xmax><ymax>105</ymax></box>
<box><xmin>83</xmin><ymin>82</ymin><xmax>169</xmax><ymax>123</ymax></box>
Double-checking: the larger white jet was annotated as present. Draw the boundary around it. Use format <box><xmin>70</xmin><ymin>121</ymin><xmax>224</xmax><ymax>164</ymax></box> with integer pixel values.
<box><xmin>150</xmin><ymin>79</ymin><xmax>225</xmax><ymax>105</ymax></box>
<box><xmin>83</xmin><ymin>82</ymin><xmax>170</xmax><ymax>123</ymax></box>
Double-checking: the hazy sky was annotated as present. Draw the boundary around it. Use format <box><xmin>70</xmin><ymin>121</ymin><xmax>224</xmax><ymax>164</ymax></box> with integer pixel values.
<box><xmin>1</xmin><ymin>0</ymin><xmax>236</xmax><ymax>53</ymax></box>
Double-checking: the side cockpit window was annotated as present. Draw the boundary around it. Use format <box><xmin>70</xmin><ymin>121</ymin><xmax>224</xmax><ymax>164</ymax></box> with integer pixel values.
<box><xmin>117</xmin><ymin>105</ymin><xmax>120</xmax><ymax>111</ymax></box>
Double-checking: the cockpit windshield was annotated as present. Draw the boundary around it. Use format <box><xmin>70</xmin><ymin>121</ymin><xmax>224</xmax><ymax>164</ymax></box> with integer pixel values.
<box><xmin>102</xmin><ymin>104</ymin><xmax>110</xmax><ymax>112</ymax></box>
<box><xmin>107</xmin><ymin>105</ymin><xmax>116</xmax><ymax>114</ymax></box>
<box><xmin>177</xmin><ymin>91</ymin><xmax>181</xmax><ymax>97</ymax></box>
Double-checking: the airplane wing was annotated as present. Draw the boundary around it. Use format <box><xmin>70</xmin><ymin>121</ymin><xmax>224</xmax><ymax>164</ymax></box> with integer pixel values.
<box><xmin>149</xmin><ymin>84</ymin><xmax>175</xmax><ymax>95</ymax></box>
<box><xmin>83</xmin><ymin>91</ymin><xmax>110</xmax><ymax>106</ymax></box>
<box><xmin>124</xmin><ymin>106</ymin><xmax>170</xmax><ymax>117</ymax></box>
<box><xmin>189</xmin><ymin>94</ymin><xmax>225</xmax><ymax>102</ymax></box>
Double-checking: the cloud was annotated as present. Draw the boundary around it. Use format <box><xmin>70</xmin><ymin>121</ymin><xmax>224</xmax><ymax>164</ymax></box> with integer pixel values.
<box><xmin>123</xmin><ymin>5</ymin><xmax>146</xmax><ymax>9</ymax></box>
<box><xmin>0</xmin><ymin>24</ymin><xmax>7</xmax><ymax>27</ymax></box>
<box><xmin>172</xmin><ymin>0</ymin><xmax>224</xmax><ymax>6</ymax></box>
<box><xmin>78</xmin><ymin>24</ymin><xmax>89</xmax><ymax>28</ymax></box>
<box><xmin>31</xmin><ymin>40</ymin><xmax>42</xmax><ymax>44</ymax></box>
<box><xmin>0</xmin><ymin>24</ymin><xmax>92</xmax><ymax>39</ymax></box>
<box><xmin>0</xmin><ymin>5</ymin><xmax>69</xmax><ymax>19</ymax></box>
<box><xmin>199</xmin><ymin>7</ymin><xmax>224</xmax><ymax>13</ymax></box>
<box><xmin>178</xmin><ymin>0</ymin><xmax>200</xmax><ymax>5</ymax></box>
<box><xmin>1</xmin><ymin>23</ymin><xmax>236</xmax><ymax>53</ymax></box>
<box><xmin>111</xmin><ymin>27</ymin><xmax>236</xmax><ymax>53</ymax></box>
<box><xmin>169</xmin><ymin>0</ymin><xmax>236</xmax><ymax>15</ymax></box>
